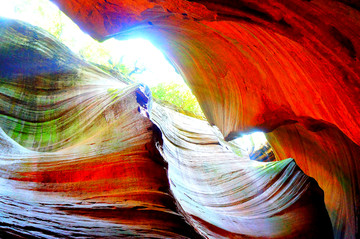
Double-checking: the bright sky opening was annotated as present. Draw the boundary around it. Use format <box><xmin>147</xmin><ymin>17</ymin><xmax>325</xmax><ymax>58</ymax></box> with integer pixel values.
<box><xmin>0</xmin><ymin>0</ymin><xmax>183</xmax><ymax>87</ymax></box>
<box><xmin>232</xmin><ymin>131</ymin><xmax>268</xmax><ymax>153</ymax></box>
<box><xmin>0</xmin><ymin>0</ymin><xmax>268</xmax><ymax>152</ymax></box>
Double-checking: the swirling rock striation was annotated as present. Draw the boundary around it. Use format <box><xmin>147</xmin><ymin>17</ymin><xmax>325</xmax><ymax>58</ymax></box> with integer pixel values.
<box><xmin>0</xmin><ymin>18</ymin><xmax>200</xmax><ymax>238</ymax></box>
<box><xmin>50</xmin><ymin>0</ymin><xmax>360</xmax><ymax>238</ymax></box>
<box><xmin>151</xmin><ymin>103</ymin><xmax>332</xmax><ymax>238</ymax></box>
<box><xmin>2</xmin><ymin>0</ymin><xmax>360</xmax><ymax>237</ymax></box>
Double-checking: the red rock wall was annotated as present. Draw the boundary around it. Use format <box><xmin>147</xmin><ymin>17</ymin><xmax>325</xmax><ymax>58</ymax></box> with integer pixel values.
<box><xmin>267</xmin><ymin>123</ymin><xmax>360</xmax><ymax>238</ymax></box>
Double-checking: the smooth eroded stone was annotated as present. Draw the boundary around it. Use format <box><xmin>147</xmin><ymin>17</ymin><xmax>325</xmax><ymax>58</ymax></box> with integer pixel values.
<box><xmin>0</xmin><ymin>18</ymin><xmax>200</xmax><ymax>238</ymax></box>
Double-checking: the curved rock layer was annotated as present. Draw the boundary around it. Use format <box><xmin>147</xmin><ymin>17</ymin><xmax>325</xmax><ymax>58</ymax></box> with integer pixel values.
<box><xmin>151</xmin><ymin>103</ymin><xmax>332</xmax><ymax>238</ymax></box>
<box><xmin>0</xmin><ymin>17</ymin><xmax>335</xmax><ymax>239</ymax></box>
<box><xmin>0</xmin><ymin>18</ymin><xmax>200</xmax><ymax>238</ymax></box>
<box><xmin>50</xmin><ymin>0</ymin><xmax>360</xmax><ymax>238</ymax></box>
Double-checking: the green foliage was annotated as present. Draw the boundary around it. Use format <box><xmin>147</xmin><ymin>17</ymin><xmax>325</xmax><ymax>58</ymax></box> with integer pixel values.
<box><xmin>12</xmin><ymin>0</ymin><xmax>64</xmax><ymax>39</ymax></box>
<box><xmin>151</xmin><ymin>82</ymin><xmax>205</xmax><ymax>118</ymax></box>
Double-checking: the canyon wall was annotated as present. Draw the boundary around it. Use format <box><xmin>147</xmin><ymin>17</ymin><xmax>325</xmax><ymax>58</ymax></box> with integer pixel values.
<box><xmin>1</xmin><ymin>0</ymin><xmax>359</xmax><ymax>237</ymax></box>
<box><xmin>51</xmin><ymin>1</ymin><xmax>360</xmax><ymax>238</ymax></box>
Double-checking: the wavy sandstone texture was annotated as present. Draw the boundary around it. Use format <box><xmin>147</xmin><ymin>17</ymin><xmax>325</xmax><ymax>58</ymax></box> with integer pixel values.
<box><xmin>0</xmin><ymin>18</ymin><xmax>200</xmax><ymax>238</ymax></box>
<box><xmin>49</xmin><ymin>1</ymin><xmax>359</xmax><ymax>238</ymax></box>
<box><xmin>151</xmin><ymin>103</ymin><xmax>332</xmax><ymax>238</ymax></box>
<box><xmin>0</xmin><ymin>0</ymin><xmax>359</xmax><ymax>238</ymax></box>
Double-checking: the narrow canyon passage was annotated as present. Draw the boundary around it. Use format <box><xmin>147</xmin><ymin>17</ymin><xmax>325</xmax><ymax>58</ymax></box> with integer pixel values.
<box><xmin>1</xmin><ymin>0</ymin><xmax>360</xmax><ymax>238</ymax></box>
<box><xmin>0</xmin><ymin>17</ymin><xmax>332</xmax><ymax>238</ymax></box>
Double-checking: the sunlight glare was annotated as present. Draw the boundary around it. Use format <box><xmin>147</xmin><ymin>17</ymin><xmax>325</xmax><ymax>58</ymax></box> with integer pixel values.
<box><xmin>233</xmin><ymin>131</ymin><xmax>268</xmax><ymax>153</ymax></box>
<box><xmin>0</xmin><ymin>0</ymin><xmax>183</xmax><ymax>87</ymax></box>
<box><xmin>102</xmin><ymin>38</ymin><xmax>183</xmax><ymax>87</ymax></box>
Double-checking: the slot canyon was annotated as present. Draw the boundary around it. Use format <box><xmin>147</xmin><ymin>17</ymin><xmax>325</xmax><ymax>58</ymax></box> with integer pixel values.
<box><xmin>0</xmin><ymin>0</ymin><xmax>359</xmax><ymax>238</ymax></box>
